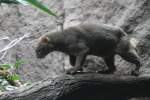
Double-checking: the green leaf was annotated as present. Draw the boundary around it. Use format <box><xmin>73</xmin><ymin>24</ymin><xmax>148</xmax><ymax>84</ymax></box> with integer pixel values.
<box><xmin>11</xmin><ymin>74</ymin><xmax>21</xmax><ymax>80</ymax></box>
<box><xmin>0</xmin><ymin>0</ymin><xmax>19</xmax><ymax>4</ymax></box>
<box><xmin>14</xmin><ymin>60</ymin><xmax>25</xmax><ymax>69</ymax></box>
<box><xmin>16</xmin><ymin>0</ymin><xmax>57</xmax><ymax>16</ymax></box>
<box><xmin>15</xmin><ymin>0</ymin><xmax>28</xmax><ymax>5</ymax></box>
<box><xmin>7</xmin><ymin>74</ymin><xmax>20</xmax><ymax>81</ymax></box>
<box><xmin>0</xmin><ymin>64</ymin><xmax>11</xmax><ymax>70</ymax></box>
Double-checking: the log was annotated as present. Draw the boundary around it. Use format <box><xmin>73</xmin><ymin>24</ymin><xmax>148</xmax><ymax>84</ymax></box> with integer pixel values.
<box><xmin>0</xmin><ymin>73</ymin><xmax>150</xmax><ymax>100</ymax></box>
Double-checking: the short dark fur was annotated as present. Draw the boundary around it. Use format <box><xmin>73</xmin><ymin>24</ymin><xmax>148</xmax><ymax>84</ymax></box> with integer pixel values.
<box><xmin>36</xmin><ymin>23</ymin><xmax>141</xmax><ymax>76</ymax></box>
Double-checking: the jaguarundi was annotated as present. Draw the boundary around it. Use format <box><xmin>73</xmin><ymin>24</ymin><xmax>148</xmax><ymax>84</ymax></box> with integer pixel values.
<box><xmin>35</xmin><ymin>23</ymin><xmax>141</xmax><ymax>76</ymax></box>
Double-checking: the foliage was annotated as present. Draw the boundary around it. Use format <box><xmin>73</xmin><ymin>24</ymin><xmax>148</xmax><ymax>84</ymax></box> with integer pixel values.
<box><xmin>0</xmin><ymin>64</ymin><xmax>12</xmax><ymax>70</ymax></box>
<box><xmin>0</xmin><ymin>60</ymin><xmax>25</xmax><ymax>70</ymax></box>
<box><xmin>0</xmin><ymin>60</ymin><xmax>24</xmax><ymax>91</ymax></box>
<box><xmin>7</xmin><ymin>74</ymin><xmax>20</xmax><ymax>81</ymax></box>
<box><xmin>0</xmin><ymin>59</ymin><xmax>24</xmax><ymax>80</ymax></box>
<box><xmin>0</xmin><ymin>0</ymin><xmax>57</xmax><ymax>16</ymax></box>
<box><xmin>14</xmin><ymin>59</ymin><xmax>25</xmax><ymax>69</ymax></box>
<box><xmin>17</xmin><ymin>0</ymin><xmax>57</xmax><ymax>16</ymax></box>
<box><xmin>0</xmin><ymin>0</ymin><xmax>18</xmax><ymax>4</ymax></box>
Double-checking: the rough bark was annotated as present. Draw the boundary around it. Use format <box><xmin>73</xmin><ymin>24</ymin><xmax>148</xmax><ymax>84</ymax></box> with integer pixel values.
<box><xmin>0</xmin><ymin>73</ymin><xmax>150</xmax><ymax>100</ymax></box>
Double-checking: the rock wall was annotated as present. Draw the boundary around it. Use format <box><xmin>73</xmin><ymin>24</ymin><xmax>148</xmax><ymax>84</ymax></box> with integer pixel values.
<box><xmin>0</xmin><ymin>0</ymin><xmax>150</xmax><ymax>85</ymax></box>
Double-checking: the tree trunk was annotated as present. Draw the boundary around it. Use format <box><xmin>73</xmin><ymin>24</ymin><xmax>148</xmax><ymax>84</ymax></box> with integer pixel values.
<box><xmin>0</xmin><ymin>73</ymin><xmax>150</xmax><ymax>100</ymax></box>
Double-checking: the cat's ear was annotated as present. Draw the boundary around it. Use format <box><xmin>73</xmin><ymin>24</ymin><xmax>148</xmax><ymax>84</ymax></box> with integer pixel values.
<box><xmin>40</xmin><ymin>36</ymin><xmax>50</xmax><ymax>44</ymax></box>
